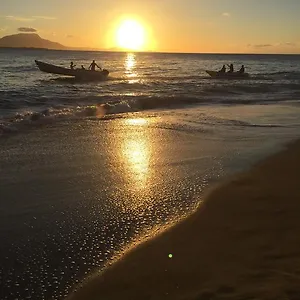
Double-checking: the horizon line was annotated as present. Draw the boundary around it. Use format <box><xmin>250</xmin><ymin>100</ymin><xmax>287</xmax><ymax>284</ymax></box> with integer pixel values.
<box><xmin>1</xmin><ymin>46</ymin><xmax>300</xmax><ymax>56</ymax></box>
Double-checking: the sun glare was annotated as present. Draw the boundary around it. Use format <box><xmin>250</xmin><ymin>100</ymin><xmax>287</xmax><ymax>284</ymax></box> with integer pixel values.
<box><xmin>116</xmin><ymin>19</ymin><xmax>146</xmax><ymax>51</ymax></box>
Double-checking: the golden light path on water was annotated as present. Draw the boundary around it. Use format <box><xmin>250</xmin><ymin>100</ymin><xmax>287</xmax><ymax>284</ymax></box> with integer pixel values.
<box><xmin>118</xmin><ymin>56</ymin><xmax>151</xmax><ymax>200</ymax></box>
<box><xmin>101</xmin><ymin>115</ymin><xmax>161</xmax><ymax>212</ymax></box>
<box><xmin>124</xmin><ymin>53</ymin><xmax>138</xmax><ymax>83</ymax></box>
<box><xmin>121</xmin><ymin>118</ymin><xmax>152</xmax><ymax>199</ymax></box>
<box><xmin>125</xmin><ymin>53</ymin><xmax>136</xmax><ymax>70</ymax></box>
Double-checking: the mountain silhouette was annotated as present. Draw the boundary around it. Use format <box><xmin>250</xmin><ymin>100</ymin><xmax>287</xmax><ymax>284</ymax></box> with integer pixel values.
<box><xmin>0</xmin><ymin>33</ymin><xmax>66</xmax><ymax>50</ymax></box>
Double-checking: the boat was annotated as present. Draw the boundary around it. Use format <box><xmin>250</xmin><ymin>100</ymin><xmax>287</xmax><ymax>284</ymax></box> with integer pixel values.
<box><xmin>206</xmin><ymin>70</ymin><xmax>250</xmax><ymax>79</ymax></box>
<box><xmin>35</xmin><ymin>60</ymin><xmax>109</xmax><ymax>80</ymax></box>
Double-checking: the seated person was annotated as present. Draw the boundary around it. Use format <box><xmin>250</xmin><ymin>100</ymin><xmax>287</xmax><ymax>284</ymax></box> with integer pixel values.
<box><xmin>70</xmin><ymin>62</ymin><xmax>76</xmax><ymax>70</ymax></box>
<box><xmin>227</xmin><ymin>63</ymin><xmax>234</xmax><ymax>73</ymax></box>
<box><xmin>239</xmin><ymin>65</ymin><xmax>245</xmax><ymax>74</ymax></box>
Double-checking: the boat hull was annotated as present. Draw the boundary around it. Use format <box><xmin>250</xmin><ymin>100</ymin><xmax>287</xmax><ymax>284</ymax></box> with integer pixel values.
<box><xmin>35</xmin><ymin>60</ymin><xmax>109</xmax><ymax>80</ymax></box>
<box><xmin>206</xmin><ymin>70</ymin><xmax>250</xmax><ymax>79</ymax></box>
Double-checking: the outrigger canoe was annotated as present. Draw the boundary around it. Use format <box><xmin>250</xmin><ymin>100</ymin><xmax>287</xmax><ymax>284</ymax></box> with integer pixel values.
<box><xmin>35</xmin><ymin>60</ymin><xmax>109</xmax><ymax>80</ymax></box>
<box><xmin>206</xmin><ymin>70</ymin><xmax>250</xmax><ymax>79</ymax></box>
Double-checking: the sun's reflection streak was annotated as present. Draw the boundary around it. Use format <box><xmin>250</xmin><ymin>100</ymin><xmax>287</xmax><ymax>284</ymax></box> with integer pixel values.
<box><xmin>122</xmin><ymin>118</ymin><xmax>151</xmax><ymax>192</ymax></box>
<box><xmin>100</xmin><ymin>117</ymin><xmax>160</xmax><ymax>211</ymax></box>
<box><xmin>125</xmin><ymin>53</ymin><xmax>138</xmax><ymax>83</ymax></box>
<box><xmin>125</xmin><ymin>118</ymin><xmax>148</xmax><ymax>126</ymax></box>
<box><xmin>123</xmin><ymin>138</ymin><xmax>150</xmax><ymax>188</ymax></box>
<box><xmin>125</xmin><ymin>53</ymin><xmax>136</xmax><ymax>71</ymax></box>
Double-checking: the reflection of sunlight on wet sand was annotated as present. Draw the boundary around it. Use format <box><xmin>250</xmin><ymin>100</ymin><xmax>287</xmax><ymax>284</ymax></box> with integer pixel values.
<box><xmin>123</xmin><ymin>138</ymin><xmax>150</xmax><ymax>189</ymax></box>
<box><xmin>125</xmin><ymin>118</ymin><xmax>148</xmax><ymax>126</ymax></box>
<box><xmin>100</xmin><ymin>116</ymin><xmax>160</xmax><ymax>211</ymax></box>
<box><xmin>122</xmin><ymin>118</ymin><xmax>151</xmax><ymax>192</ymax></box>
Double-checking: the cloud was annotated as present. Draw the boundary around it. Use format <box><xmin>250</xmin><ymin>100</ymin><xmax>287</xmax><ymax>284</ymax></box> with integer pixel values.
<box><xmin>4</xmin><ymin>15</ymin><xmax>56</xmax><ymax>22</ymax></box>
<box><xmin>280</xmin><ymin>42</ymin><xmax>296</xmax><ymax>47</ymax></box>
<box><xmin>18</xmin><ymin>27</ymin><xmax>37</xmax><ymax>33</ymax></box>
<box><xmin>248</xmin><ymin>42</ymin><xmax>299</xmax><ymax>49</ymax></box>
<box><xmin>222</xmin><ymin>12</ymin><xmax>230</xmax><ymax>17</ymax></box>
<box><xmin>252</xmin><ymin>44</ymin><xmax>273</xmax><ymax>48</ymax></box>
<box><xmin>32</xmin><ymin>16</ymin><xmax>56</xmax><ymax>20</ymax></box>
<box><xmin>66</xmin><ymin>35</ymin><xmax>74</xmax><ymax>38</ymax></box>
<box><xmin>6</xmin><ymin>15</ymin><xmax>34</xmax><ymax>22</ymax></box>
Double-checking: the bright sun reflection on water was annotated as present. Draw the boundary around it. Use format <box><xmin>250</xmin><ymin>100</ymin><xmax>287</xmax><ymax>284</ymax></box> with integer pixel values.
<box><xmin>125</xmin><ymin>53</ymin><xmax>136</xmax><ymax>70</ymax></box>
<box><xmin>125</xmin><ymin>53</ymin><xmax>138</xmax><ymax>83</ymax></box>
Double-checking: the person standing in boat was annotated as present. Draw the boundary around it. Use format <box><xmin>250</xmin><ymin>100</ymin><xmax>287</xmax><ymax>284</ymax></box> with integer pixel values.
<box><xmin>70</xmin><ymin>62</ymin><xmax>76</xmax><ymax>70</ymax></box>
<box><xmin>227</xmin><ymin>63</ymin><xmax>234</xmax><ymax>73</ymax></box>
<box><xmin>219</xmin><ymin>65</ymin><xmax>226</xmax><ymax>73</ymax></box>
<box><xmin>89</xmin><ymin>60</ymin><xmax>101</xmax><ymax>71</ymax></box>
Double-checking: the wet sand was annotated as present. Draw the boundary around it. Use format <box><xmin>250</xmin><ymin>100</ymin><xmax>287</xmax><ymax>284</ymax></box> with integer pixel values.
<box><xmin>68</xmin><ymin>138</ymin><xmax>300</xmax><ymax>300</ymax></box>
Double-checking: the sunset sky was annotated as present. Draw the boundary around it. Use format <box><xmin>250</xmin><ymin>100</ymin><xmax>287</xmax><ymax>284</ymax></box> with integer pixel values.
<box><xmin>0</xmin><ymin>0</ymin><xmax>300</xmax><ymax>53</ymax></box>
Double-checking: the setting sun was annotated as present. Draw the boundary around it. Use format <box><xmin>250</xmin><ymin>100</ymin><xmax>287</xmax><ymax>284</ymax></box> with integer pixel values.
<box><xmin>116</xmin><ymin>19</ymin><xmax>146</xmax><ymax>51</ymax></box>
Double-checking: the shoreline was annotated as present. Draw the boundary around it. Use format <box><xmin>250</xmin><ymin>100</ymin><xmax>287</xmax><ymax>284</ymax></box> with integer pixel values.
<box><xmin>68</xmin><ymin>138</ymin><xmax>300</xmax><ymax>300</ymax></box>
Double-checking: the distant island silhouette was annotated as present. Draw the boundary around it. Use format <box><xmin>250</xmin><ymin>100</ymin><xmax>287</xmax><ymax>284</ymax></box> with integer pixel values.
<box><xmin>0</xmin><ymin>33</ymin><xmax>67</xmax><ymax>50</ymax></box>
<box><xmin>0</xmin><ymin>33</ymin><xmax>152</xmax><ymax>52</ymax></box>
<box><xmin>0</xmin><ymin>33</ymin><xmax>128</xmax><ymax>52</ymax></box>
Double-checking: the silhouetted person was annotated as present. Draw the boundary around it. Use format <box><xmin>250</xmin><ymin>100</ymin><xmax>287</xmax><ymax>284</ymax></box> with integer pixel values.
<box><xmin>239</xmin><ymin>65</ymin><xmax>245</xmax><ymax>74</ymax></box>
<box><xmin>81</xmin><ymin>65</ymin><xmax>85</xmax><ymax>70</ymax></box>
<box><xmin>219</xmin><ymin>65</ymin><xmax>226</xmax><ymax>73</ymax></box>
<box><xmin>70</xmin><ymin>62</ymin><xmax>76</xmax><ymax>70</ymax></box>
<box><xmin>89</xmin><ymin>60</ymin><xmax>101</xmax><ymax>71</ymax></box>
<box><xmin>227</xmin><ymin>64</ymin><xmax>234</xmax><ymax>73</ymax></box>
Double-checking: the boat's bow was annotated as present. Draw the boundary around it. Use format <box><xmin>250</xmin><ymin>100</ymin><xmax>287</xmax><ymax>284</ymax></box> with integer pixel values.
<box><xmin>35</xmin><ymin>60</ymin><xmax>75</xmax><ymax>76</ymax></box>
<box><xmin>206</xmin><ymin>70</ymin><xmax>218</xmax><ymax>77</ymax></box>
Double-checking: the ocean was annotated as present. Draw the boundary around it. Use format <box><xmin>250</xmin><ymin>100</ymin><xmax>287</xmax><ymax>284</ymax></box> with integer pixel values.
<box><xmin>1</xmin><ymin>49</ymin><xmax>300</xmax><ymax>300</ymax></box>
<box><xmin>1</xmin><ymin>49</ymin><xmax>300</xmax><ymax>128</ymax></box>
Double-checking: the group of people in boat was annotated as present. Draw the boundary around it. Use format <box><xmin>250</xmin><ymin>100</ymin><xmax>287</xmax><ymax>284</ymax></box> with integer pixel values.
<box><xmin>70</xmin><ymin>60</ymin><xmax>101</xmax><ymax>71</ymax></box>
<box><xmin>69</xmin><ymin>59</ymin><xmax>245</xmax><ymax>76</ymax></box>
<box><xmin>218</xmin><ymin>64</ymin><xmax>245</xmax><ymax>74</ymax></box>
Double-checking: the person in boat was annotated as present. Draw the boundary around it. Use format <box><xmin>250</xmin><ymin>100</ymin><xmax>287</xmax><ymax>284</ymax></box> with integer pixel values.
<box><xmin>238</xmin><ymin>65</ymin><xmax>245</xmax><ymax>74</ymax></box>
<box><xmin>227</xmin><ymin>63</ymin><xmax>234</xmax><ymax>73</ymax></box>
<box><xmin>89</xmin><ymin>60</ymin><xmax>101</xmax><ymax>71</ymax></box>
<box><xmin>70</xmin><ymin>62</ymin><xmax>76</xmax><ymax>70</ymax></box>
<box><xmin>218</xmin><ymin>65</ymin><xmax>226</xmax><ymax>73</ymax></box>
